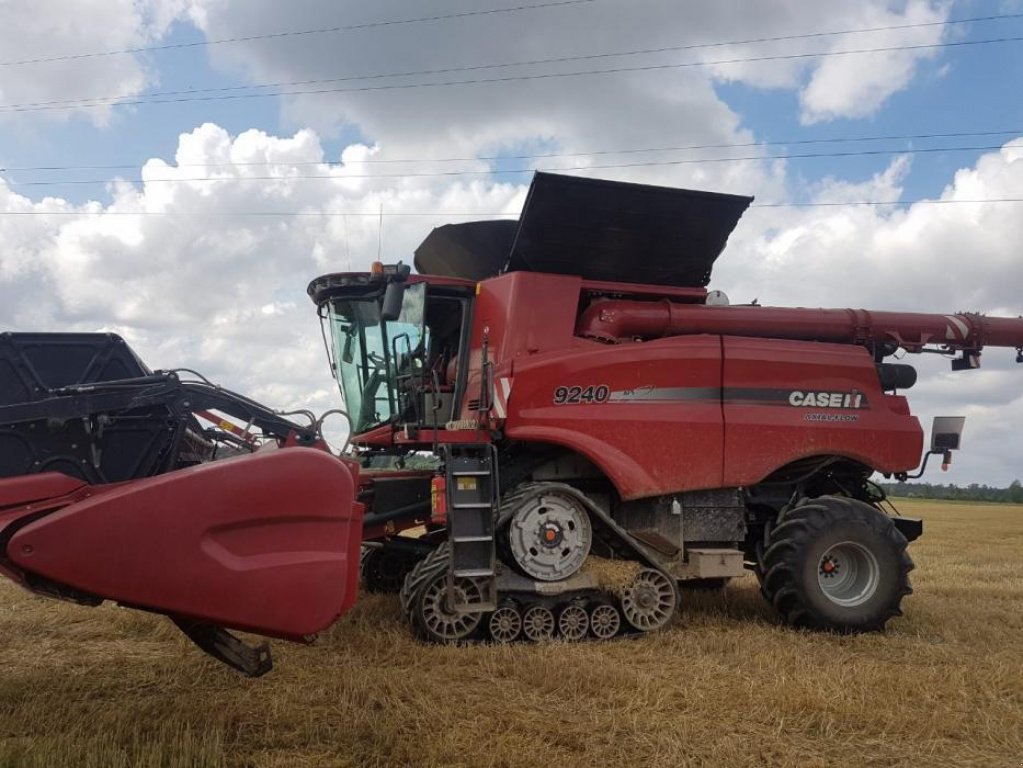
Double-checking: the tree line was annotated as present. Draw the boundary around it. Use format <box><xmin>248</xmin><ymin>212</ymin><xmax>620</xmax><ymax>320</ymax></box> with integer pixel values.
<box><xmin>881</xmin><ymin>479</ymin><xmax>1023</xmax><ymax>504</ymax></box>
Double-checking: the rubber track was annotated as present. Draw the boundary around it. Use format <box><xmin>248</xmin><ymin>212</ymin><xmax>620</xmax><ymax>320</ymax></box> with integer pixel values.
<box><xmin>758</xmin><ymin>496</ymin><xmax>914</xmax><ymax>632</ymax></box>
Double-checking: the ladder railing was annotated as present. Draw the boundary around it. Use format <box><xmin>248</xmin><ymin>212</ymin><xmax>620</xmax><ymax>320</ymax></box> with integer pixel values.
<box><xmin>444</xmin><ymin>445</ymin><xmax>498</xmax><ymax>612</ymax></box>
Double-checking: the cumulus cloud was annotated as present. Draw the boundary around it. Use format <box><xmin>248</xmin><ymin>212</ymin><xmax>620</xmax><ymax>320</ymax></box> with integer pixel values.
<box><xmin>798</xmin><ymin>0</ymin><xmax>950</xmax><ymax>124</ymax></box>
<box><xmin>182</xmin><ymin>0</ymin><xmax>949</xmax><ymax>177</ymax></box>
<box><xmin>0</xmin><ymin>0</ymin><xmax>197</xmax><ymax>125</ymax></box>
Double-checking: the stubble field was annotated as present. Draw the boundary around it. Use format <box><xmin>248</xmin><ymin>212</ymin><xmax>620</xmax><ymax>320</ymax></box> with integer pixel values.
<box><xmin>1</xmin><ymin>498</ymin><xmax>1021</xmax><ymax>768</ymax></box>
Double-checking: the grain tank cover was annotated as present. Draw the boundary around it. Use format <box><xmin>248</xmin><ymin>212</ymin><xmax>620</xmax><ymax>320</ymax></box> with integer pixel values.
<box><xmin>412</xmin><ymin>172</ymin><xmax>752</xmax><ymax>286</ymax></box>
<box><xmin>413</xmin><ymin>220</ymin><xmax>517</xmax><ymax>281</ymax></box>
<box><xmin>507</xmin><ymin>172</ymin><xmax>753</xmax><ymax>287</ymax></box>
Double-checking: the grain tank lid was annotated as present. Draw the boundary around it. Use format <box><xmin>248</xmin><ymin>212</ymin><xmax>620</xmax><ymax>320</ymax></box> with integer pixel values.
<box><xmin>413</xmin><ymin>219</ymin><xmax>518</xmax><ymax>281</ymax></box>
<box><xmin>507</xmin><ymin>172</ymin><xmax>753</xmax><ymax>287</ymax></box>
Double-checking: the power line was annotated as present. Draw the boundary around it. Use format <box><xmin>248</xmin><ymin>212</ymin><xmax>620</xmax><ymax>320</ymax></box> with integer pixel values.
<box><xmin>3</xmin><ymin>143</ymin><xmax>1014</xmax><ymax>187</ymax></box>
<box><xmin>1</xmin><ymin>199</ymin><xmax>1022</xmax><ymax>218</ymax></box>
<box><xmin>4</xmin><ymin>34</ymin><xmax>1022</xmax><ymax>115</ymax></box>
<box><xmin>0</xmin><ymin>0</ymin><xmax>606</xmax><ymax>67</ymax></box>
<box><xmin>752</xmin><ymin>198</ymin><xmax>1023</xmax><ymax>208</ymax></box>
<box><xmin>3</xmin><ymin>129</ymin><xmax>1021</xmax><ymax>173</ymax></box>
<box><xmin>6</xmin><ymin>12</ymin><xmax>1021</xmax><ymax>112</ymax></box>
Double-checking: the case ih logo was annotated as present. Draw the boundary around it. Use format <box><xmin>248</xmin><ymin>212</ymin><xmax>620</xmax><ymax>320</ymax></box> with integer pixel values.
<box><xmin>788</xmin><ymin>390</ymin><xmax>866</xmax><ymax>409</ymax></box>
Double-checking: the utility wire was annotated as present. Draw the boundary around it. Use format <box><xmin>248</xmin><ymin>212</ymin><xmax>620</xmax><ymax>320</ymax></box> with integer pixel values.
<box><xmin>3</xmin><ymin>129</ymin><xmax>1021</xmax><ymax>173</ymax></box>
<box><xmin>3</xmin><ymin>143</ymin><xmax>1015</xmax><ymax>187</ymax></box>
<box><xmin>2</xmin><ymin>199</ymin><xmax>1023</xmax><ymax>217</ymax></box>
<box><xmin>3</xmin><ymin>34</ymin><xmax>1022</xmax><ymax>115</ymax></box>
<box><xmin>0</xmin><ymin>0</ymin><xmax>606</xmax><ymax>67</ymax></box>
<box><xmin>5</xmin><ymin>12</ymin><xmax>1021</xmax><ymax>112</ymax></box>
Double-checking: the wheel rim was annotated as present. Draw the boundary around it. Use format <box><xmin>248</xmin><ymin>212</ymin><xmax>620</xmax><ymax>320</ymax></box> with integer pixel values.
<box><xmin>521</xmin><ymin>605</ymin><xmax>555</xmax><ymax>641</ymax></box>
<box><xmin>488</xmin><ymin>605</ymin><xmax>522</xmax><ymax>643</ymax></box>
<box><xmin>817</xmin><ymin>541</ymin><xmax>880</xmax><ymax>607</ymax></box>
<box><xmin>589</xmin><ymin>603</ymin><xmax>621</xmax><ymax>639</ymax></box>
<box><xmin>419</xmin><ymin>575</ymin><xmax>483</xmax><ymax>641</ymax></box>
<box><xmin>557</xmin><ymin>604</ymin><xmax>589</xmax><ymax>641</ymax></box>
<box><xmin>505</xmin><ymin>492</ymin><xmax>592</xmax><ymax>581</ymax></box>
<box><xmin>621</xmin><ymin>569</ymin><xmax>677</xmax><ymax>632</ymax></box>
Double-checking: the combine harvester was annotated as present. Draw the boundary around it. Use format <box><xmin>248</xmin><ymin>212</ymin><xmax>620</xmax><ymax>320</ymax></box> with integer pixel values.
<box><xmin>2</xmin><ymin>173</ymin><xmax>1022</xmax><ymax>675</ymax></box>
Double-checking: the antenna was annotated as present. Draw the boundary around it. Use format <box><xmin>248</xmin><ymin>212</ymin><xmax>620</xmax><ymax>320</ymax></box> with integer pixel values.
<box><xmin>376</xmin><ymin>202</ymin><xmax>383</xmax><ymax>261</ymax></box>
<box><xmin>343</xmin><ymin>213</ymin><xmax>351</xmax><ymax>271</ymax></box>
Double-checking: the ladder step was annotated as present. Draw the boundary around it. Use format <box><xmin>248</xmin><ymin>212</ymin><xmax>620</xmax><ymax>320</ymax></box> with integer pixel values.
<box><xmin>451</xmin><ymin>535</ymin><xmax>494</xmax><ymax>543</ymax></box>
<box><xmin>453</xmin><ymin>568</ymin><xmax>496</xmax><ymax>578</ymax></box>
<box><xmin>451</xmin><ymin>502</ymin><xmax>493</xmax><ymax>509</ymax></box>
<box><xmin>451</xmin><ymin>470</ymin><xmax>492</xmax><ymax>476</ymax></box>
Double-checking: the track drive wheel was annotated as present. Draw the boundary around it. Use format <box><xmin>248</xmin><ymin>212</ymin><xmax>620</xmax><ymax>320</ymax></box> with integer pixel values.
<box><xmin>759</xmin><ymin>496</ymin><xmax>913</xmax><ymax>632</ymax></box>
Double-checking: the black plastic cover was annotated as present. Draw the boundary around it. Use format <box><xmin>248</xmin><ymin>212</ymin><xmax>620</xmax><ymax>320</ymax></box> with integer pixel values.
<box><xmin>411</xmin><ymin>172</ymin><xmax>752</xmax><ymax>286</ymax></box>
<box><xmin>0</xmin><ymin>332</ymin><xmax>150</xmax><ymax>406</ymax></box>
<box><xmin>413</xmin><ymin>220</ymin><xmax>518</xmax><ymax>281</ymax></box>
<box><xmin>507</xmin><ymin>172</ymin><xmax>752</xmax><ymax>287</ymax></box>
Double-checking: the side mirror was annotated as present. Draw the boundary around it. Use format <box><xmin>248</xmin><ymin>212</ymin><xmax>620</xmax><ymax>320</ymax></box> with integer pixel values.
<box><xmin>381</xmin><ymin>281</ymin><xmax>406</xmax><ymax>321</ymax></box>
<box><xmin>931</xmin><ymin>416</ymin><xmax>966</xmax><ymax>471</ymax></box>
<box><xmin>930</xmin><ymin>416</ymin><xmax>966</xmax><ymax>452</ymax></box>
<box><xmin>341</xmin><ymin>328</ymin><xmax>355</xmax><ymax>364</ymax></box>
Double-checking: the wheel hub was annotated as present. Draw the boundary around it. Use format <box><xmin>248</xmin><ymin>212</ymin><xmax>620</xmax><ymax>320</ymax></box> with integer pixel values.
<box><xmin>817</xmin><ymin>541</ymin><xmax>880</xmax><ymax>607</ymax></box>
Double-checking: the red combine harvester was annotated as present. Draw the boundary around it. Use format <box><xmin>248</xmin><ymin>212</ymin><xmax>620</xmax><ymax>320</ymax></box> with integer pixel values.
<box><xmin>2</xmin><ymin>172</ymin><xmax>1022</xmax><ymax>675</ymax></box>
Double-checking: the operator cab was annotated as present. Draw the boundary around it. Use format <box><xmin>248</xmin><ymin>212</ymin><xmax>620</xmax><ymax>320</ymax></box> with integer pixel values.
<box><xmin>308</xmin><ymin>265</ymin><xmax>474</xmax><ymax>441</ymax></box>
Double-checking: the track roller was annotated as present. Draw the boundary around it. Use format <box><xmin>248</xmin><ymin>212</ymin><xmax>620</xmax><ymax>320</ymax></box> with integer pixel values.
<box><xmin>488</xmin><ymin>602</ymin><xmax>523</xmax><ymax>644</ymax></box>
<box><xmin>588</xmin><ymin>601</ymin><xmax>622</xmax><ymax>639</ymax></box>
<box><xmin>556</xmin><ymin>603</ymin><xmax>589</xmax><ymax>641</ymax></box>
<box><xmin>521</xmin><ymin>605</ymin><xmax>556</xmax><ymax>642</ymax></box>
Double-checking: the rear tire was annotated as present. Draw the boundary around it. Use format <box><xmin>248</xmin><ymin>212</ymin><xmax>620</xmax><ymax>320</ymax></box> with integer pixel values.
<box><xmin>759</xmin><ymin>496</ymin><xmax>913</xmax><ymax>632</ymax></box>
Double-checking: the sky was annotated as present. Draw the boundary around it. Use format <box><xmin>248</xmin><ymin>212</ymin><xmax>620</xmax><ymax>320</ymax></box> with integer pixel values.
<box><xmin>1</xmin><ymin>0</ymin><xmax>1022</xmax><ymax>485</ymax></box>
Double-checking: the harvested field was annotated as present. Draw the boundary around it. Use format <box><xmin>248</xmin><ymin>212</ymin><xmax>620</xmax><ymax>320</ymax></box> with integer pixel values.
<box><xmin>1</xmin><ymin>499</ymin><xmax>1021</xmax><ymax>768</ymax></box>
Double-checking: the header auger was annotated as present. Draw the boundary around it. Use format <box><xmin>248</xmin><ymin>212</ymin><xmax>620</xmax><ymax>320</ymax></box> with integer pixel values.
<box><xmin>3</xmin><ymin>172</ymin><xmax>1023</xmax><ymax>674</ymax></box>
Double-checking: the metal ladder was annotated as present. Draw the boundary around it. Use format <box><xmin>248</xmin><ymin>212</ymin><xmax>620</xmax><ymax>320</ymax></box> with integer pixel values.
<box><xmin>444</xmin><ymin>445</ymin><xmax>498</xmax><ymax>612</ymax></box>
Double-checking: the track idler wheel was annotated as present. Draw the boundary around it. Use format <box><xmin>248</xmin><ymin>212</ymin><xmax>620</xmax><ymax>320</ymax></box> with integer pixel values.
<box><xmin>521</xmin><ymin>605</ymin><xmax>556</xmax><ymax>642</ymax></box>
<box><xmin>401</xmin><ymin>543</ymin><xmax>484</xmax><ymax>643</ymax></box>
<box><xmin>588</xmin><ymin>601</ymin><xmax>622</xmax><ymax>639</ymax></box>
<box><xmin>621</xmin><ymin>569</ymin><xmax>678</xmax><ymax>632</ymax></box>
